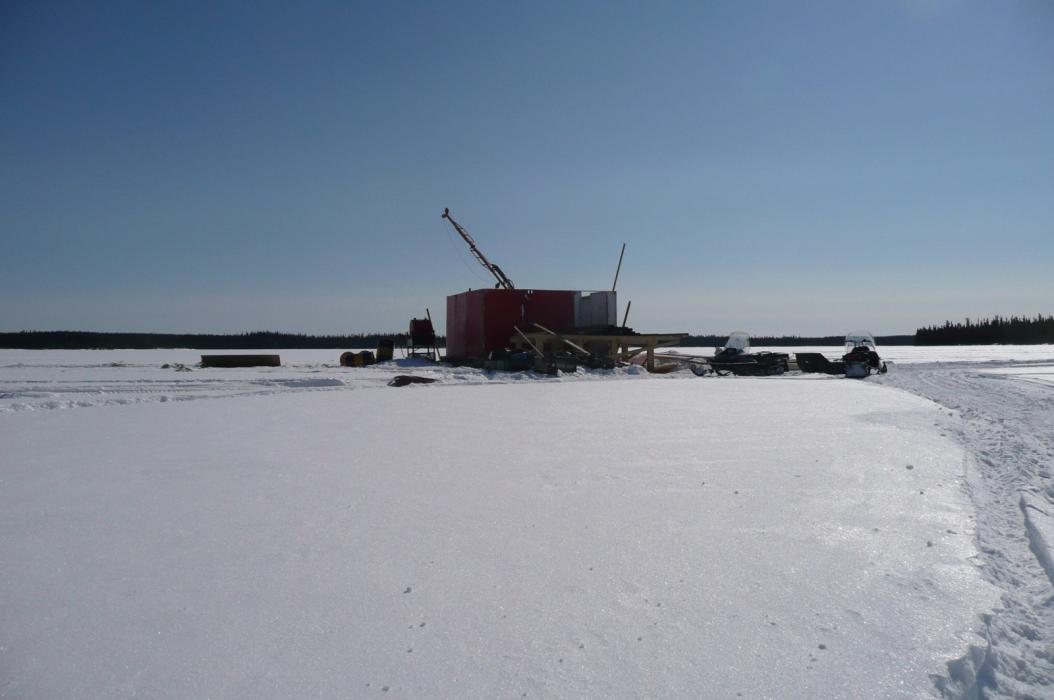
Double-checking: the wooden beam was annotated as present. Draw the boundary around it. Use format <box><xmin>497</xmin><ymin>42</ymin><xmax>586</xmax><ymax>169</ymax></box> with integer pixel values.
<box><xmin>513</xmin><ymin>326</ymin><xmax>546</xmax><ymax>359</ymax></box>
<box><xmin>531</xmin><ymin>323</ymin><xmax>592</xmax><ymax>358</ymax></box>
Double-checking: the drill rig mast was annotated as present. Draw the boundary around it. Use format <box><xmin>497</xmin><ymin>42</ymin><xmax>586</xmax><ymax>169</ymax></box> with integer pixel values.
<box><xmin>441</xmin><ymin>208</ymin><xmax>514</xmax><ymax>290</ymax></box>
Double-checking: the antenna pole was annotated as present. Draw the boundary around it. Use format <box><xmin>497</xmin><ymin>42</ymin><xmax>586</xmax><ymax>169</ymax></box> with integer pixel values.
<box><xmin>612</xmin><ymin>243</ymin><xmax>626</xmax><ymax>292</ymax></box>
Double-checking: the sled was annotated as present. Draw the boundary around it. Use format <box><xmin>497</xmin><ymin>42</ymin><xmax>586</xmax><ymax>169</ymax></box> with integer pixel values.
<box><xmin>796</xmin><ymin>332</ymin><xmax>887</xmax><ymax>378</ymax></box>
<box><xmin>794</xmin><ymin>353</ymin><xmax>845</xmax><ymax>375</ymax></box>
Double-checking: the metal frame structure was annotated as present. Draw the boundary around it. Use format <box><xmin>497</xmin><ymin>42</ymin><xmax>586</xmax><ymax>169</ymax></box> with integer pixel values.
<box><xmin>441</xmin><ymin>208</ymin><xmax>514</xmax><ymax>290</ymax></box>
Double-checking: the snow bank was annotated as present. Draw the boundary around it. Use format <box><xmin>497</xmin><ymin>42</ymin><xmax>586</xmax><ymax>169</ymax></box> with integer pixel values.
<box><xmin>1</xmin><ymin>370</ymin><xmax>996</xmax><ymax>698</ymax></box>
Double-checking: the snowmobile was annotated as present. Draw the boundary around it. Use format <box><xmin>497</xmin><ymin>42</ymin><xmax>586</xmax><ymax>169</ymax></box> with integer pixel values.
<box><xmin>842</xmin><ymin>331</ymin><xmax>887</xmax><ymax>378</ymax></box>
<box><xmin>705</xmin><ymin>332</ymin><xmax>790</xmax><ymax>376</ymax></box>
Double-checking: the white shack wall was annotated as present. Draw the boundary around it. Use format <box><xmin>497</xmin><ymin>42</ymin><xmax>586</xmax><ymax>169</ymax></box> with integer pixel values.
<box><xmin>574</xmin><ymin>291</ymin><xmax>617</xmax><ymax>327</ymax></box>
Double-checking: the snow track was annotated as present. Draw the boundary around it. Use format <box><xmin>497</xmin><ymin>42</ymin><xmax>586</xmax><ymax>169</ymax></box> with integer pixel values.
<box><xmin>877</xmin><ymin>364</ymin><xmax>1054</xmax><ymax>699</ymax></box>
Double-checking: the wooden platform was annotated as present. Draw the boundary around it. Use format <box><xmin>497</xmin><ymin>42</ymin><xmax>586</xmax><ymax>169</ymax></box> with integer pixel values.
<box><xmin>510</xmin><ymin>332</ymin><xmax>685</xmax><ymax>371</ymax></box>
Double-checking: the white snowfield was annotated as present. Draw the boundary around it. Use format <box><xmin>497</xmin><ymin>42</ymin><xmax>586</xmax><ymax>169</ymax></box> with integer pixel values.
<box><xmin>1</xmin><ymin>346</ymin><xmax>1053</xmax><ymax>698</ymax></box>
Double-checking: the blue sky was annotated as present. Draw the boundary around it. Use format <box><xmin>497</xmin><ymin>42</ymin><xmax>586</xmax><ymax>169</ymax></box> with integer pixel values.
<box><xmin>2</xmin><ymin>0</ymin><xmax>1052</xmax><ymax>335</ymax></box>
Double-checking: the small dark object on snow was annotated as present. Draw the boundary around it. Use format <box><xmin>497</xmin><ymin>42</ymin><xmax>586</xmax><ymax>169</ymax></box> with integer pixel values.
<box><xmin>819</xmin><ymin>644</ymin><xmax>827</xmax><ymax>650</ymax></box>
<box><xmin>200</xmin><ymin>354</ymin><xmax>280</xmax><ymax>368</ymax></box>
<box><xmin>906</xmin><ymin>464</ymin><xmax>914</xmax><ymax>470</ymax></box>
<box><xmin>340</xmin><ymin>350</ymin><xmax>376</xmax><ymax>367</ymax></box>
<box><xmin>376</xmin><ymin>338</ymin><xmax>395</xmax><ymax>362</ymax></box>
<box><xmin>388</xmin><ymin>375</ymin><xmax>437</xmax><ymax>387</ymax></box>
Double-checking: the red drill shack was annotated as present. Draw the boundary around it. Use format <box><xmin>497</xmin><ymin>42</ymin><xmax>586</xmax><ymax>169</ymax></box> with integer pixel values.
<box><xmin>445</xmin><ymin>289</ymin><xmax>617</xmax><ymax>363</ymax></box>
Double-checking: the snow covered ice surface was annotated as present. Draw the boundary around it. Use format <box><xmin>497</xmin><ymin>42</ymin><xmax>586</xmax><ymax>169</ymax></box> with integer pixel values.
<box><xmin>1</xmin><ymin>347</ymin><xmax>1053</xmax><ymax>698</ymax></box>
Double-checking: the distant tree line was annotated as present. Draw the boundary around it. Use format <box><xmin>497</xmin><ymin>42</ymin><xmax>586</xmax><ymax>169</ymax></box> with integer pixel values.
<box><xmin>678</xmin><ymin>334</ymin><xmax>916</xmax><ymax>347</ymax></box>
<box><xmin>7</xmin><ymin>320</ymin><xmax>1050</xmax><ymax>349</ymax></box>
<box><xmin>915</xmin><ymin>315</ymin><xmax>1054</xmax><ymax>345</ymax></box>
<box><xmin>0</xmin><ymin>330</ymin><xmax>447</xmax><ymax>350</ymax></box>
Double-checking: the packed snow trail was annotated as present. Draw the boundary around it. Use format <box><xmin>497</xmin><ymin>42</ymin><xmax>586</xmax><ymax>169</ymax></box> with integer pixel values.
<box><xmin>876</xmin><ymin>363</ymin><xmax>1054</xmax><ymax>699</ymax></box>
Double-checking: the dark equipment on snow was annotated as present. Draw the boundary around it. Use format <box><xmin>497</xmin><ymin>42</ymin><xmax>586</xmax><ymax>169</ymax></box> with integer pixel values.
<box><xmin>376</xmin><ymin>338</ymin><xmax>395</xmax><ymax>362</ymax></box>
<box><xmin>200</xmin><ymin>354</ymin><xmax>280</xmax><ymax>368</ymax></box>
<box><xmin>387</xmin><ymin>375</ymin><xmax>438</xmax><ymax>387</ymax></box>
<box><xmin>796</xmin><ymin>332</ymin><xmax>888</xmax><ymax>378</ymax></box>
<box><xmin>340</xmin><ymin>350</ymin><xmax>376</xmax><ymax>367</ymax></box>
<box><xmin>407</xmin><ymin>310</ymin><xmax>440</xmax><ymax>362</ymax></box>
<box><xmin>843</xmin><ymin>332</ymin><xmax>888</xmax><ymax>378</ymax></box>
<box><xmin>705</xmin><ymin>332</ymin><xmax>790</xmax><ymax>376</ymax></box>
<box><xmin>794</xmin><ymin>353</ymin><xmax>845</xmax><ymax>375</ymax></box>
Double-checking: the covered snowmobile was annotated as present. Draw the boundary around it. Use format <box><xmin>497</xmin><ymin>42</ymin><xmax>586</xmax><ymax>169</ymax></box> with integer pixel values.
<box><xmin>706</xmin><ymin>332</ymin><xmax>790</xmax><ymax>376</ymax></box>
<box><xmin>842</xmin><ymin>331</ymin><xmax>887</xmax><ymax>378</ymax></box>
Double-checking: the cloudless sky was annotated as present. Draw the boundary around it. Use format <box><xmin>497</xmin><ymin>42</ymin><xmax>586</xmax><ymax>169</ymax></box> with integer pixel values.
<box><xmin>2</xmin><ymin>0</ymin><xmax>1052</xmax><ymax>335</ymax></box>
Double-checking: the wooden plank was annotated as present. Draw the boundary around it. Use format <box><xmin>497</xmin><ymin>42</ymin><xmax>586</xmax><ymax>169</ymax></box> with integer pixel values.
<box><xmin>530</xmin><ymin>323</ymin><xmax>592</xmax><ymax>357</ymax></box>
<box><xmin>513</xmin><ymin>326</ymin><xmax>546</xmax><ymax>359</ymax></box>
<box><xmin>511</xmin><ymin>330</ymin><xmax>688</xmax><ymax>369</ymax></box>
